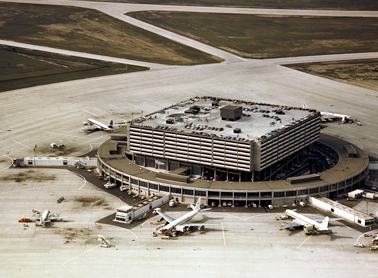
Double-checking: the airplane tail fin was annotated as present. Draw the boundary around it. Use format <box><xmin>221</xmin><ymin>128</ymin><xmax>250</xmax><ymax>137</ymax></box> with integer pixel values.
<box><xmin>318</xmin><ymin>216</ymin><xmax>329</xmax><ymax>231</ymax></box>
<box><xmin>109</xmin><ymin>120</ymin><xmax>113</xmax><ymax>128</ymax></box>
<box><xmin>302</xmin><ymin>102</ymin><xmax>309</xmax><ymax>109</ymax></box>
<box><xmin>191</xmin><ymin>197</ymin><xmax>202</xmax><ymax>210</ymax></box>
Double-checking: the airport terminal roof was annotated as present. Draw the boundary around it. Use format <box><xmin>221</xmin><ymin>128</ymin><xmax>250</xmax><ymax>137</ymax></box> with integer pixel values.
<box><xmin>129</xmin><ymin>96</ymin><xmax>318</xmax><ymax>141</ymax></box>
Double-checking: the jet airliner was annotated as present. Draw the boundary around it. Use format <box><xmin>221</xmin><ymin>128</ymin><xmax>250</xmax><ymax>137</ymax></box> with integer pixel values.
<box><xmin>280</xmin><ymin>209</ymin><xmax>343</xmax><ymax>235</ymax></box>
<box><xmin>153</xmin><ymin>198</ymin><xmax>219</xmax><ymax>237</ymax></box>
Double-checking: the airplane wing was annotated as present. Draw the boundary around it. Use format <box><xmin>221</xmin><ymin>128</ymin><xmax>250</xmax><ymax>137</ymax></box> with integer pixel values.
<box><xmin>280</xmin><ymin>220</ymin><xmax>302</xmax><ymax>229</ymax></box>
<box><xmin>24</xmin><ymin>215</ymin><xmax>42</xmax><ymax>221</ymax></box>
<box><xmin>48</xmin><ymin>216</ymin><xmax>64</xmax><ymax>221</ymax></box>
<box><xmin>311</xmin><ymin>218</ymin><xmax>343</xmax><ymax>222</ymax></box>
<box><xmin>113</xmin><ymin>123</ymin><xmax>128</xmax><ymax>127</ymax></box>
<box><xmin>181</xmin><ymin>222</ymin><xmax>219</xmax><ymax>227</ymax></box>
<box><xmin>154</xmin><ymin>209</ymin><xmax>175</xmax><ymax>224</ymax></box>
<box><xmin>81</xmin><ymin>125</ymin><xmax>99</xmax><ymax>132</ymax></box>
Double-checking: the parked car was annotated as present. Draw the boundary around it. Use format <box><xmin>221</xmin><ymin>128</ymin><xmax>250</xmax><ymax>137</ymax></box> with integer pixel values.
<box><xmin>104</xmin><ymin>182</ymin><xmax>116</xmax><ymax>189</ymax></box>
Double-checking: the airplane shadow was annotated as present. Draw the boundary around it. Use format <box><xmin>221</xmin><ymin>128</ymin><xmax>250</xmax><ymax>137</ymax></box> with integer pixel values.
<box><xmin>286</xmin><ymin>229</ymin><xmax>304</xmax><ymax>236</ymax></box>
<box><xmin>37</xmin><ymin>223</ymin><xmax>58</xmax><ymax>229</ymax></box>
<box><xmin>199</xmin><ymin>215</ymin><xmax>224</xmax><ymax>222</ymax></box>
<box><xmin>324</xmin><ymin>232</ymin><xmax>353</xmax><ymax>241</ymax></box>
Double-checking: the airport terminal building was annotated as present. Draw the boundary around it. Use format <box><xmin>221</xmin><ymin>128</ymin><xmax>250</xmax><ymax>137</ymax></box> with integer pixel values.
<box><xmin>97</xmin><ymin>97</ymin><xmax>369</xmax><ymax>206</ymax></box>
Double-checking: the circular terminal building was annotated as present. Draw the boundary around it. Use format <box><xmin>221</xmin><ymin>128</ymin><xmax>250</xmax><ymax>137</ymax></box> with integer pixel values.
<box><xmin>97</xmin><ymin>96</ymin><xmax>369</xmax><ymax>207</ymax></box>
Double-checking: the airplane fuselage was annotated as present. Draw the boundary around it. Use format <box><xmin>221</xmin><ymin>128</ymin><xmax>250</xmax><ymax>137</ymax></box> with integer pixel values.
<box><xmin>162</xmin><ymin>209</ymin><xmax>199</xmax><ymax>234</ymax></box>
<box><xmin>284</xmin><ymin>210</ymin><xmax>322</xmax><ymax>231</ymax></box>
<box><xmin>87</xmin><ymin>118</ymin><xmax>113</xmax><ymax>130</ymax></box>
<box><xmin>320</xmin><ymin>112</ymin><xmax>352</xmax><ymax>121</ymax></box>
<box><xmin>39</xmin><ymin>210</ymin><xmax>50</xmax><ymax>225</ymax></box>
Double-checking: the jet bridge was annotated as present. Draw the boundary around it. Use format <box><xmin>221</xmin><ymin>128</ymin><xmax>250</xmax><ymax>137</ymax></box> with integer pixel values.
<box><xmin>309</xmin><ymin>196</ymin><xmax>375</xmax><ymax>226</ymax></box>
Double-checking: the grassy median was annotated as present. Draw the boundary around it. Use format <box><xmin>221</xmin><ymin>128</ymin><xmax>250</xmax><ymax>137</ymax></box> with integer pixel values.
<box><xmin>128</xmin><ymin>11</ymin><xmax>378</xmax><ymax>59</ymax></box>
<box><xmin>0</xmin><ymin>45</ymin><xmax>148</xmax><ymax>92</ymax></box>
<box><xmin>287</xmin><ymin>59</ymin><xmax>378</xmax><ymax>92</ymax></box>
<box><xmin>85</xmin><ymin>0</ymin><xmax>378</xmax><ymax>10</ymax></box>
<box><xmin>0</xmin><ymin>3</ymin><xmax>222</xmax><ymax>66</ymax></box>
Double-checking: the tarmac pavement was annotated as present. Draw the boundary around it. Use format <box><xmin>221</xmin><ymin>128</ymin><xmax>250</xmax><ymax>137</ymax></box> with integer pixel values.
<box><xmin>0</xmin><ymin>166</ymin><xmax>377</xmax><ymax>278</ymax></box>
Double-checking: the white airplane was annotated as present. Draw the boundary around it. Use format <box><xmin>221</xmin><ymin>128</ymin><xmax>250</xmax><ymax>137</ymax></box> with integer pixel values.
<box><xmin>81</xmin><ymin>118</ymin><xmax>114</xmax><ymax>132</ymax></box>
<box><xmin>320</xmin><ymin>111</ymin><xmax>352</xmax><ymax>122</ymax></box>
<box><xmin>302</xmin><ymin>102</ymin><xmax>352</xmax><ymax>122</ymax></box>
<box><xmin>153</xmin><ymin>198</ymin><xmax>219</xmax><ymax>237</ymax></box>
<box><xmin>280</xmin><ymin>209</ymin><xmax>343</xmax><ymax>235</ymax></box>
<box><xmin>25</xmin><ymin>210</ymin><xmax>64</xmax><ymax>226</ymax></box>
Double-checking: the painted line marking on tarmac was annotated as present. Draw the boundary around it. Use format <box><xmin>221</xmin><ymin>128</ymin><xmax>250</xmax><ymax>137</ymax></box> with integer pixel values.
<box><xmin>43</xmin><ymin>131</ymin><xmax>86</xmax><ymax>139</ymax></box>
<box><xmin>12</xmin><ymin>140</ymin><xmax>34</xmax><ymax>150</ymax></box>
<box><xmin>0</xmin><ymin>185</ymin><xmax>55</xmax><ymax>195</ymax></box>
<box><xmin>221</xmin><ymin>222</ymin><xmax>226</xmax><ymax>247</ymax></box>
<box><xmin>12</xmin><ymin>209</ymin><xmax>80</xmax><ymax>212</ymax></box>
<box><xmin>62</xmin><ymin>244</ymin><xmax>101</xmax><ymax>265</ymax></box>
<box><xmin>0</xmin><ymin>154</ymin><xmax>13</xmax><ymax>171</ymax></box>
<box><xmin>296</xmin><ymin>234</ymin><xmax>313</xmax><ymax>249</ymax></box>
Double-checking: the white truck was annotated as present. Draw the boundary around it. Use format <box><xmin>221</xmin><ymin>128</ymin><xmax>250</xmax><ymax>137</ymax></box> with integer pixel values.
<box><xmin>169</xmin><ymin>199</ymin><xmax>176</xmax><ymax>207</ymax></box>
<box><xmin>362</xmin><ymin>192</ymin><xmax>375</xmax><ymax>200</ymax></box>
<box><xmin>50</xmin><ymin>143</ymin><xmax>65</xmax><ymax>149</ymax></box>
<box><xmin>348</xmin><ymin>189</ymin><xmax>364</xmax><ymax>199</ymax></box>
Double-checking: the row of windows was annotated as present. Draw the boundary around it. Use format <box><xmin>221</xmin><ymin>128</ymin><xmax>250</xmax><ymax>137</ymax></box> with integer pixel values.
<box><xmin>107</xmin><ymin>165</ymin><xmax>357</xmax><ymax>200</ymax></box>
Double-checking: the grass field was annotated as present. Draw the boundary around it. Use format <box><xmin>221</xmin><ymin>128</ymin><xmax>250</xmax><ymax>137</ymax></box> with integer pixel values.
<box><xmin>0</xmin><ymin>3</ymin><xmax>222</xmax><ymax>66</ymax></box>
<box><xmin>129</xmin><ymin>11</ymin><xmax>378</xmax><ymax>59</ymax></box>
<box><xmin>0</xmin><ymin>45</ymin><xmax>148</xmax><ymax>92</ymax></box>
<box><xmin>85</xmin><ymin>0</ymin><xmax>378</xmax><ymax>11</ymax></box>
<box><xmin>287</xmin><ymin>60</ymin><xmax>378</xmax><ymax>92</ymax></box>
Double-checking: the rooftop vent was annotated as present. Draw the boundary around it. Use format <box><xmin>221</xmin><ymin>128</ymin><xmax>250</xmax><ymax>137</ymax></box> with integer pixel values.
<box><xmin>220</xmin><ymin>105</ymin><xmax>242</xmax><ymax>121</ymax></box>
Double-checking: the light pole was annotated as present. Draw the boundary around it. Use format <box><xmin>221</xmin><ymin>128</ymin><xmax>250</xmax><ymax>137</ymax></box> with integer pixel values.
<box><xmin>33</xmin><ymin>145</ymin><xmax>37</xmax><ymax>166</ymax></box>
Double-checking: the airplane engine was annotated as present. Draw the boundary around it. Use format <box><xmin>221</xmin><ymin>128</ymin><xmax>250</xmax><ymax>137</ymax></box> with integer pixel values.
<box><xmin>176</xmin><ymin>226</ymin><xmax>185</xmax><ymax>233</ymax></box>
<box><xmin>198</xmin><ymin>225</ymin><xmax>204</xmax><ymax>231</ymax></box>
